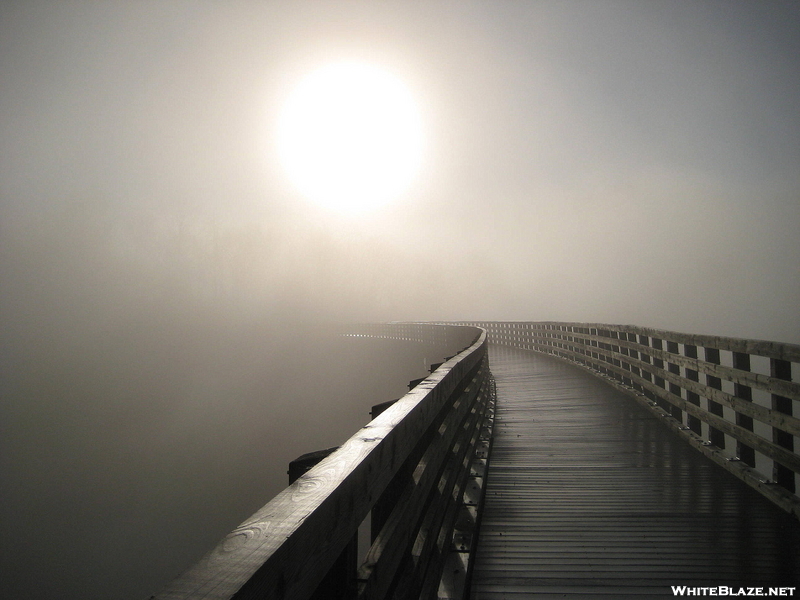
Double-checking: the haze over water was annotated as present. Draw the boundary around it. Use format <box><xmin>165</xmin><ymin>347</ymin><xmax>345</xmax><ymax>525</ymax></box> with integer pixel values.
<box><xmin>2</xmin><ymin>319</ymin><xmax>463</xmax><ymax>599</ymax></box>
<box><xmin>1</xmin><ymin>2</ymin><xmax>799</xmax><ymax>599</ymax></box>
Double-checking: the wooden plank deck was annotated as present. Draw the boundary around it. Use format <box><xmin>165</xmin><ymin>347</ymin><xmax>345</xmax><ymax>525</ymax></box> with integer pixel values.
<box><xmin>470</xmin><ymin>345</ymin><xmax>800</xmax><ymax>599</ymax></box>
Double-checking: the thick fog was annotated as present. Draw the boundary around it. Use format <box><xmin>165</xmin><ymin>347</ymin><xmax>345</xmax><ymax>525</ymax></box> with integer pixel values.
<box><xmin>3</xmin><ymin>1</ymin><xmax>800</xmax><ymax>339</ymax></box>
<box><xmin>2</xmin><ymin>2</ymin><xmax>799</xmax><ymax>599</ymax></box>
<box><xmin>2</xmin><ymin>306</ymin><xmax>462</xmax><ymax>598</ymax></box>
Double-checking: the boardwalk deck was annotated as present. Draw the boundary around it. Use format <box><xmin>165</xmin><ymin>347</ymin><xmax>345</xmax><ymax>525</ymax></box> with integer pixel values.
<box><xmin>470</xmin><ymin>345</ymin><xmax>800</xmax><ymax>599</ymax></box>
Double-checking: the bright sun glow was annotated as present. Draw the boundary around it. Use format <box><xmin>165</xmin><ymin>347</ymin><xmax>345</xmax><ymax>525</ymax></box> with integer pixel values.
<box><xmin>277</xmin><ymin>62</ymin><xmax>423</xmax><ymax>214</ymax></box>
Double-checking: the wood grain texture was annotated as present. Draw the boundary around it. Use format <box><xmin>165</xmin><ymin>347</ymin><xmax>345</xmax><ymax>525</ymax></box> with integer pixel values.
<box><xmin>535</xmin><ymin>339</ymin><xmax>800</xmax><ymax>436</ymax></box>
<box><xmin>154</xmin><ymin>325</ymin><xmax>486</xmax><ymax>600</ymax></box>
<box><xmin>356</xmin><ymin>366</ymin><xmax>492</xmax><ymax>600</ymax></box>
<box><xmin>490</xmin><ymin>321</ymin><xmax>800</xmax><ymax>362</ymax></box>
<box><xmin>459</xmin><ymin>321</ymin><xmax>800</xmax><ymax>513</ymax></box>
<box><xmin>515</xmin><ymin>336</ymin><xmax>800</xmax><ymax>437</ymax></box>
<box><xmin>580</xmin><ymin>357</ymin><xmax>800</xmax><ymax>474</ymax></box>
<box><xmin>470</xmin><ymin>346</ymin><xmax>800</xmax><ymax>599</ymax></box>
<box><xmin>524</xmin><ymin>331</ymin><xmax>800</xmax><ymax>400</ymax></box>
<box><xmin>417</xmin><ymin>390</ymin><xmax>493</xmax><ymax>600</ymax></box>
<box><xmin>575</xmin><ymin>361</ymin><xmax>800</xmax><ymax>518</ymax></box>
<box><xmin>396</xmin><ymin>382</ymin><xmax>491</xmax><ymax>600</ymax></box>
<box><xmin>357</xmin><ymin>369</ymin><xmax>485</xmax><ymax>600</ymax></box>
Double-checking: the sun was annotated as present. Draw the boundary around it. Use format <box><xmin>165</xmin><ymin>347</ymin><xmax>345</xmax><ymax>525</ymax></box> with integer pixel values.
<box><xmin>277</xmin><ymin>62</ymin><xmax>424</xmax><ymax>215</ymax></box>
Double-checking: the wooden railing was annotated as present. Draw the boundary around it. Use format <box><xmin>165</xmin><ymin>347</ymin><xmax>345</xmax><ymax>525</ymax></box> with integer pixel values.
<box><xmin>465</xmin><ymin>321</ymin><xmax>800</xmax><ymax>518</ymax></box>
<box><xmin>153</xmin><ymin>323</ymin><xmax>494</xmax><ymax>600</ymax></box>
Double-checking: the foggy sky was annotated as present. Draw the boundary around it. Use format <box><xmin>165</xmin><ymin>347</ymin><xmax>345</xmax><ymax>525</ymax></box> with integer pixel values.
<box><xmin>1</xmin><ymin>2</ymin><xmax>800</xmax><ymax>599</ymax></box>
<box><xmin>2</xmin><ymin>0</ymin><xmax>798</xmax><ymax>341</ymax></box>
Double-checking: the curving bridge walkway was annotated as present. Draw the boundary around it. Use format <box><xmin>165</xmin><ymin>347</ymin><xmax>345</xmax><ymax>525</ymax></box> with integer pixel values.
<box><xmin>471</xmin><ymin>345</ymin><xmax>800</xmax><ymax>599</ymax></box>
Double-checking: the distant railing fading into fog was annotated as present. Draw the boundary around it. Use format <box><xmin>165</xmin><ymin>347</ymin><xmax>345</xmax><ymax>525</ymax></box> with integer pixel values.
<box><xmin>464</xmin><ymin>321</ymin><xmax>800</xmax><ymax>518</ymax></box>
<box><xmin>153</xmin><ymin>323</ymin><xmax>494</xmax><ymax>600</ymax></box>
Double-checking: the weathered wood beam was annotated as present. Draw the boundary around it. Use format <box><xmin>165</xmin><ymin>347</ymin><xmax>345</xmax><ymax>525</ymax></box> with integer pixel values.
<box><xmin>466</xmin><ymin>321</ymin><xmax>800</xmax><ymax>519</ymax></box>
<box><xmin>154</xmin><ymin>325</ymin><xmax>487</xmax><ymax>600</ymax></box>
<box><xmin>356</xmin><ymin>366</ymin><xmax>487</xmax><ymax>600</ymax></box>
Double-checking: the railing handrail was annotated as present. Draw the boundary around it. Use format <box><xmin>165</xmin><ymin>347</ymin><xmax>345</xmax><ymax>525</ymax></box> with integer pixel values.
<box><xmin>478</xmin><ymin>320</ymin><xmax>800</xmax><ymax>361</ymax></box>
<box><xmin>465</xmin><ymin>320</ymin><xmax>800</xmax><ymax>519</ymax></box>
<box><xmin>153</xmin><ymin>324</ymin><xmax>489</xmax><ymax>600</ymax></box>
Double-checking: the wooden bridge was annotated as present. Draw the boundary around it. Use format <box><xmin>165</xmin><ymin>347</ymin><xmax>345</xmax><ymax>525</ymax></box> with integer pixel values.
<box><xmin>152</xmin><ymin>322</ymin><xmax>800</xmax><ymax>599</ymax></box>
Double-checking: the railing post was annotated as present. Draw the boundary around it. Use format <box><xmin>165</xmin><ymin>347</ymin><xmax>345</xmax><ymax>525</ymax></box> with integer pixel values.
<box><xmin>627</xmin><ymin>333</ymin><xmax>641</xmax><ymax>390</ymax></box>
<box><xmin>652</xmin><ymin>338</ymin><xmax>667</xmax><ymax>411</ymax></box>
<box><xmin>369</xmin><ymin>399</ymin><xmax>408</xmax><ymax>544</ymax></box>
<box><xmin>150</xmin><ymin>325</ymin><xmax>493</xmax><ymax>600</ymax></box>
<box><xmin>666</xmin><ymin>341</ymin><xmax>683</xmax><ymax>421</ymax></box>
<box><xmin>463</xmin><ymin>320</ymin><xmax>800</xmax><ymax>519</ymax></box>
<box><xmin>704</xmin><ymin>347</ymin><xmax>725</xmax><ymax>450</ymax></box>
<box><xmin>732</xmin><ymin>352</ymin><xmax>755</xmax><ymax>467</ymax></box>
<box><xmin>771</xmin><ymin>358</ymin><xmax>795</xmax><ymax>492</ymax></box>
<box><xmin>289</xmin><ymin>448</ymin><xmax>358</xmax><ymax>600</ymax></box>
<box><xmin>684</xmin><ymin>344</ymin><xmax>702</xmax><ymax>435</ymax></box>
<box><xmin>639</xmin><ymin>335</ymin><xmax>653</xmax><ymax>396</ymax></box>
<box><xmin>369</xmin><ymin>365</ymin><xmax>459</xmax><ymax>546</ymax></box>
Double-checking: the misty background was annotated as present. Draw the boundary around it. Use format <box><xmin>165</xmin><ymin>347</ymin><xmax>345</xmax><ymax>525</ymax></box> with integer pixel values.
<box><xmin>1</xmin><ymin>1</ymin><xmax>799</xmax><ymax>599</ymax></box>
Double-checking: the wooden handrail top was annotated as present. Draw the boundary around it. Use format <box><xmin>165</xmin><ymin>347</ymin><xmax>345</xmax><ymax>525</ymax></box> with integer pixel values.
<box><xmin>464</xmin><ymin>320</ymin><xmax>800</xmax><ymax>518</ymax></box>
<box><xmin>154</xmin><ymin>325</ymin><xmax>486</xmax><ymax>600</ymax></box>
<box><xmin>484</xmin><ymin>320</ymin><xmax>800</xmax><ymax>362</ymax></box>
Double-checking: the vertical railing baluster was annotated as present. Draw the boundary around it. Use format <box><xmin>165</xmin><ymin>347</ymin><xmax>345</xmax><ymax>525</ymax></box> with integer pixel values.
<box><xmin>469</xmin><ymin>321</ymin><xmax>800</xmax><ymax>519</ymax></box>
<box><xmin>638</xmin><ymin>334</ymin><xmax>652</xmax><ymax>390</ymax></box>
<box><xmin>684</xmin><ymin>344</ymin><xmax>702</xmax><ymax>435</ymax></box>
<box><xmin>666</xmin><ymin>341</ymin><xmax>683</xmax><ymax>421</ymax></box>
<box><xmin>771</xmin><ymin>358</ymin><xmax>795</xmax><ymax>492</ymax></box>
<box><xmin>704</xmin><ymin>347</ymin><xmax>725</xmax><ymax>450</ymax></box>
<box><xmin>733</xmin><ymin>352</ymin><xmax>755</xmax><ymax>467</ymax></box>
<box><xmin>628</xmin><ymin>333</ymin><xmax>641</xmax><ymax>391</ymax></box>
<box><xmin>652</xmin><ymin>338</ymin><xmax>667</xmax><ymax>412</ymax></box>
